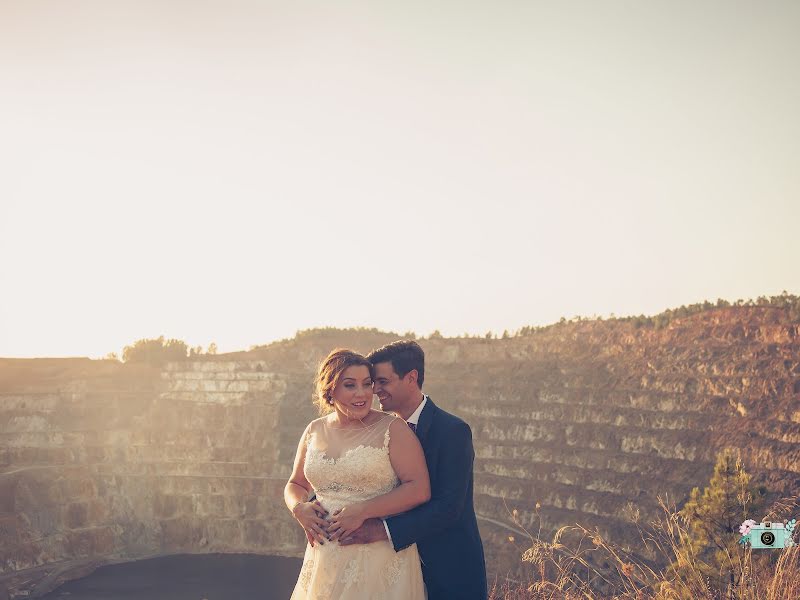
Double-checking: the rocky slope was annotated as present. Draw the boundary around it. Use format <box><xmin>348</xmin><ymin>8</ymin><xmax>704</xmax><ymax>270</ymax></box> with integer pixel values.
<box><xmin>1</xmin><ymin>306</ymin><xmax>798</xmax><ymax>596</ymax></box>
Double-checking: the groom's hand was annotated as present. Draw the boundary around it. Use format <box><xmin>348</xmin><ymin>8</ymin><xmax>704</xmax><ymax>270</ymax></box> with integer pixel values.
<box><xmin>338</xmin><ymin>518</ymin><xmax>388</xmax><ymax>546</ymax></box>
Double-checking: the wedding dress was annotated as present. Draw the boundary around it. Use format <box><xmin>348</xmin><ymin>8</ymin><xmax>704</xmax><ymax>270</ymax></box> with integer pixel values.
<box><xmin>289</xmin><ymin>412</ymin><xmax>426</xmax><ymax>600</ymax></box>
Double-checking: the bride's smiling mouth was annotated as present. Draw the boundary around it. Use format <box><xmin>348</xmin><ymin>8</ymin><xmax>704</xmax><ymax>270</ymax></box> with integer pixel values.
<box><xmin>351</xmin><ymin>401</ymin><xmax>367</xmax><ymax>408</ymax></box>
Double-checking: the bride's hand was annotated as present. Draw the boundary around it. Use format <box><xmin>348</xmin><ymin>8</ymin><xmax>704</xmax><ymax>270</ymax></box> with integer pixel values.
<box><xmin>328</xmin><ymin>503</ymin><xmax>368</xmax><ymax>542</ymax></box>
<box><xmin>292</xmin><ymin>500</ymin><xmax>329</xmax><ymax>546</ymax></box>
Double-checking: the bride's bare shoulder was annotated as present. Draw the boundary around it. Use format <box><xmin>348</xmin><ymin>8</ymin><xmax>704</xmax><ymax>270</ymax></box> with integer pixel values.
<box><xmin>308</xmin><ymin>414</ymin><xmax>333</xmax><ymax>428</ymax></box>
<box><xmin>299</xmin><ymin>415</ymin><xmax>330</xmax><ymax>437</ymax></box>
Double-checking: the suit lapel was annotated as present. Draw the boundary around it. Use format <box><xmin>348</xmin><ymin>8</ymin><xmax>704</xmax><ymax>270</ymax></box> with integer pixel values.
<box><xmin>415</xmin><ymin>397</ymin><xmax>436</xmax><ymax>446</ymax></box>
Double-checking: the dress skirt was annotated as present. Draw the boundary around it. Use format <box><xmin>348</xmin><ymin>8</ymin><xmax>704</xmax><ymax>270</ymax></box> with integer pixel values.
<box><xmin>290</xmin><ymin>539</ymin><xmax>426</xmax><ymax>600</ymax></box>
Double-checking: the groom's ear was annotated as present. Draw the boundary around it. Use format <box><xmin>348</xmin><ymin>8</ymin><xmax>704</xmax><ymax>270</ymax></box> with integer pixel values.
<box><xmin>405</xmin><ymin>369</ymin><xmax>419</xmax><ymax>386</ymax></box>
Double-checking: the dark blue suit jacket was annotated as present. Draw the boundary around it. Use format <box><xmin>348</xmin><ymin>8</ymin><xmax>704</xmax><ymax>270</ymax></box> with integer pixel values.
<box><xmin>386</xmin><ymin>398</ymin><xmax>487</xmax><ymax>600</ymax></box>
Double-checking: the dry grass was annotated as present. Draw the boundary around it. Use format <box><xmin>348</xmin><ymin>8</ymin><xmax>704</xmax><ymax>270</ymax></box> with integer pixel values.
<box><xmin>489</xmin><ymin>498</ymin><xmax>800</xmax><ymax>600</ymax></box>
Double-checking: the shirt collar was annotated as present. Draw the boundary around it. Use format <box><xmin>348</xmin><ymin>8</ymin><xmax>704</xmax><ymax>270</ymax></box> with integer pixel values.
<box><xmin>406</xmin><ymin>394</ymin><xmax>428</xmax><ymax>425</ymax></box>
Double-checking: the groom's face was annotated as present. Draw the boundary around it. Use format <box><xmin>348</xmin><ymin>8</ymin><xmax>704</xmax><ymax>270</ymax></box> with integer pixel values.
<box><xmin>372</xmin><ymin>361</ymin><xmax>407</xmax><ymax>412</ymax></box>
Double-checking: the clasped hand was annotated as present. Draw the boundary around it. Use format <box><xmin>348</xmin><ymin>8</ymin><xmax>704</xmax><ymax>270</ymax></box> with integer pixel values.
<box><xmin>292</xmin><ymin>501</ymin><xmax>368</xmax><ymax>545</ymax></box>
<box><xmin>292</xmin><ymin>500</ymin><xmax>329</xmax><ymax>546</ymax></box>
<box><xmin>327</xmin><ymin>503</ymin><xmax>368</xmax><ymax>542</ymax></box>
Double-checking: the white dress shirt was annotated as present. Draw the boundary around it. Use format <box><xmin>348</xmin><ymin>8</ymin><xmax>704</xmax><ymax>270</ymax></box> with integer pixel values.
<box><xmin>406</xmin><ymin>394</ymin><xmax>428</xmax><ymax>429</ymax></box>
<box><xmin>383</xmin><ymin>394</ymin><xmax>428</xmax><ymax>542</ymax></box>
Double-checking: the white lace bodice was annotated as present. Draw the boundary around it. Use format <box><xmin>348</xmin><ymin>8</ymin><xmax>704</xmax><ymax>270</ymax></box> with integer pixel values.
<box><xmin>303</xmin><ymin>412</ymin><xmax>400</xmax><ymax>514</ymax></box>
<box><xmin>291</xmin><ymin>411</ymin><xmax>426</xmax><ymax>600</ymax></box>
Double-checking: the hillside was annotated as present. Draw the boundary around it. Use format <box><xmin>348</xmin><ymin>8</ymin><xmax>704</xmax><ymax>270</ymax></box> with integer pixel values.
<box><xmin>1</xmin><ymin>304</ymin><xmax>798</xmax><ymax>596</ymax></box>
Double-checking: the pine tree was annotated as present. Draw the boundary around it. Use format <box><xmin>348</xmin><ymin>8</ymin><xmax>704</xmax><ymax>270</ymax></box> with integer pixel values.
<box><xmin>122</xmin><ymin>335</ymin><xmax>189</xmax><ymax>366</ymax></box>
<box><xmin>675</xmin><ymin>449</ymin><xmax>766</xmax><ymax>593</ymax></box>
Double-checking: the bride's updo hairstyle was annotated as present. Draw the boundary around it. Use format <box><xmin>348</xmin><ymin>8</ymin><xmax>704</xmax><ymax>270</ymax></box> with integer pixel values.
<box><xmin>314</xmin><ymin>348</ymin><xmax>375</xmax><ymax>415</ymax></box>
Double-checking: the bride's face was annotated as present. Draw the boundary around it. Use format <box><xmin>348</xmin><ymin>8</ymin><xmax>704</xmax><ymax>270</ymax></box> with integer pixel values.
<box><xmin>330</xmin><ymin>365</ymin><xmax>374</xmax><ymax>421</ymax></box>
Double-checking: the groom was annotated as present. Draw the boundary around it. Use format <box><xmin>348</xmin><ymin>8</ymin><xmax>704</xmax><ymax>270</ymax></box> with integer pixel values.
<box><xmin>340</xmin><ymin>340</ymin><xmax>487</xmax><ymax>600</ymax></box>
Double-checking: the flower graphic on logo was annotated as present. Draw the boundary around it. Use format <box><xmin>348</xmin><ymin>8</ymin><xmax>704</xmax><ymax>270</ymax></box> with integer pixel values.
<box><xmin>739</xmin><ymin>519</ymin><xmax>757</xmax><ymax>536</ymax></box>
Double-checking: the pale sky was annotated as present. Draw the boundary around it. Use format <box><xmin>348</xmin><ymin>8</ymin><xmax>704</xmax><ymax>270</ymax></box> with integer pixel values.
<box><xmin>1</xmin><ymin>1</ymin><xmax>798</xmax><ymax>358</ymax></box>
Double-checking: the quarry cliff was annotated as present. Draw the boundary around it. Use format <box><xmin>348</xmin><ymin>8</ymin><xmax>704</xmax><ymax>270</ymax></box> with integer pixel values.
<box><xmin>1</xmin><ymin>305</ymin><xmax>799</xmax><ymax>597</ymax></box>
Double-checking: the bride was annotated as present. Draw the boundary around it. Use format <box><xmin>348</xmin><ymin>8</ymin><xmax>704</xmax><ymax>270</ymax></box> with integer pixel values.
<box><xmin>285</xmin><ymin>348</ymin><xmax>429</xmax><ymax>599</ymax></box>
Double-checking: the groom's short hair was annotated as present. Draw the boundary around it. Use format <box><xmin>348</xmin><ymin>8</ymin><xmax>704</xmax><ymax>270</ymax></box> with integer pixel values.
<box><xmin>367</xmin><ymin>340</ymin><xmax>425</xmax><ymax>388</ymax></box>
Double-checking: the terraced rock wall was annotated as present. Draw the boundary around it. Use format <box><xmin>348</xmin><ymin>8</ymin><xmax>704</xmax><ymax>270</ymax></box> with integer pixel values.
<box><xmin>2</xmin><ymin>307</ymin><xmax>799</xmax><ymax>595</ymax></box>
<box><xmin>0</xmin><ymin>359</ymin><xmax>305</xmax><ymax>597</ymax></box>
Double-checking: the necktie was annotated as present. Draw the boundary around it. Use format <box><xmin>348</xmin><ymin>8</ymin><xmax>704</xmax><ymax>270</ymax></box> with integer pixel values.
<box><xmin>407</xmin><ymin>421</ymin><xmax>417</xmax><ymax>434</ymax></box>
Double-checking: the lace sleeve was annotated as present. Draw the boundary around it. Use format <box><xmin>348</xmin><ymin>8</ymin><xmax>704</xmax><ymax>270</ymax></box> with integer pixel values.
<box><xmin>383</xmin><ymin>416</ymin><xmax>406</xmax><ymax>451</ymax></box>
<box><xmin>303</xmin><ymin>420</ymin><xmax>317</xmax><ymax>450</ymax></box>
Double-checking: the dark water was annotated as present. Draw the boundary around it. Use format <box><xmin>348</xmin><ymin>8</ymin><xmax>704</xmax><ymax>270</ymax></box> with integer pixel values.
<box><xmin>40</xmin><ymin>554</ymin><xmax>303</xmax><ymax>600</ymax></box>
